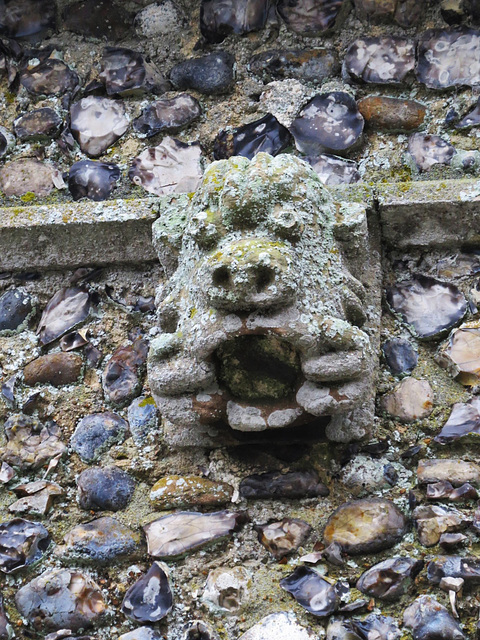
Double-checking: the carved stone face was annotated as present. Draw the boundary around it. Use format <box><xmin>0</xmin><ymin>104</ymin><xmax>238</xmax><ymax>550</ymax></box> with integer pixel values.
<box><xmin>148</xmin><ymin>153</ymin><xmax>373</xmax><ymax>438</ymax></box>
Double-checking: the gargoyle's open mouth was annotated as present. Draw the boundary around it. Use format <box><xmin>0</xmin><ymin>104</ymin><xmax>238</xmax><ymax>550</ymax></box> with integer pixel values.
<box><xmin>214</xmin><ymin>335</ymin><xmax>301</xmax><ymax>403</ymax></box>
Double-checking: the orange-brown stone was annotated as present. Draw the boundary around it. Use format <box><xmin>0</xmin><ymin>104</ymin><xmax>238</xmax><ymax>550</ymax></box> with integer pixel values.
<box><xmin>358</xmin><ymin>96</ymin><xmax>426</xmax><ymax>131</ymax></box>
<box><xmin>24</xmin><ymin>353</ymin><xmax>83</xmax><ymax>386</ymax></box>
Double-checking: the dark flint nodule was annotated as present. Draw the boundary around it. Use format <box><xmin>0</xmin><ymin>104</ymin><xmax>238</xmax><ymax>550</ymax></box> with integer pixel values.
<box><xmin>21</xmin><ymin>59</ymin><xmax>79</xmax><ymax>96</ymax></box>
<box><xmin>417</xmin><ymin>28</ymin><xmax>480</xmax><ymax>89</ymax></box>
<box><xmin>386</xmin><ymin>275</ymin><xmax>466</xmax><ymax>339</ymax></box>
<box><xmin>77</xmin><ymin>465</ymin><xmax>136</xmax><ymax>512</ymax></box>
<box><xmin>133</xmin><ymin>94</ymin><xmax>201</xmax><ymax>137</ymax></box>
<box><xmin>99</xmin><ymin>47</ymin><xmax>169</xmax><ymax>96</ymax></box>
<box><xmin>354</xmin><ymin>0</ymin><xmax>426</xmax><ymax>26</ymax></box>
<box><xmin>170</xmin><ymin>51</ymin><xmax>235</xmax><ymax>95</ymax></box>
<box><xmin>280</xmin><ymin>566</ymin><xmax>338</xmax><ymax>616</ymax></box>
<box><xmin>71</xmin><ymin>412</ymin><xmax>128</xmax><ymax>463</ymax></box>
<box><xmin>0</xmin><ymin>288</ymin><xmax>32</xmax><ymax>332</ymax></box>
<box><xmin>403</xmin><ymin>595</ymin><xmax>465</xmax><ymax>640</ymax></box>
<box><xmin>435</xmin><ymin>396</ymin><xmax>480</xmax><ymax>443</ymax></box>
<box><xmin>344</xmin><ymin>36</ymin><xmax>415</xmax><ymax>85</ymax></box>
<box><xmin>457</xmin><ymin>98</ymin><xmax>480</xmax><ymax>129</ymax></box>
<box><xmin>427</xmin><ymin>556</ymin><xmax>480</xmax><ymax>585</ymax></box>
<box><xmin>240</xmin><ymin>469</ymin><xmax>329</xmax><ymax>499</ymax></box>
<box><xmin>0</xmin><ymin>595</ymin><xmax>9</xmax><ymax>640</ymax></box>
<box><xmin>121</xmin><ymin>562</ymin><xmax>173</xmax><ymax>623</ymax></box>
<box><xmin>214</xmin><ymin>113</ymin><xmax>291</xmax><ymax>160</ymax></box>
<box><xmin>382</xmin><ymin>338</ymin><xmax>418</xmax><ymax>374</ymax></box>
<box><xmin>255</xmin><ymin>517</ymin><xmax>311</xmax><ymax>559</ymax></box>
<box><xmin>63</xmin><ymin>0</ymin><xmax>131</xmax><ymax>39</ymax></box>
<box><xmin>290</xmin><ymin>92</ymin><xmax>364</xmax><ymax>155</ymax></box>
<box><xmin>249</xmin><ymin>49</ymin><xmax>338</xmax><ymax>83</ymax></box>
<box><xmin>0</xmin><ymin>0</ymin><xmax>56</xmax><ymax>38</ymax></box>
<box><xmin>277</xmin><ymin>0</ymin><xmax>345</xmax><ymax>35</ymax></box>
<box><xmin>407</xmin><ymin>133</ymin><xmax>456</xmax><ymax>172</ymax></box>
<box><xmin>68</xmin><ymin>160</ymin><xmax>120</xmax><ymax>201</ymax></box>
<box><xmin>102</xmin><ymin>337</ymin><xmax>148</xmax><ymax>407</ymax></box>
<box><xmin>37</xmin><ymin>286</ymin><xmax>91</xmax><ymax>346</ymax></box>
<box><xmin>119</xmin><ymin>629</ymin><xmax>164</xmax><ymax>640</ymax></box>
<box><xmin>0</xmin><ymin>518</ymin><xmax>49</xmax><ymax>573</ymax></box>
<box><xmin>0</xmin><ymin>126</ymin><xmax>13</xmax><ymax>157</ymax></box>
<box><xmin>351</xmin><ymin>615</ymin><xmax>401</xmax><ymax>640</ymax></box>
<box><xmin>356</xmin><ymin>557</ymin><xmax>423</xmax><ymax>600</ymax></box>
<box><xmin>200</xmin><ymin>0</ymin><xmax>270</xmax><ymax>43</ymax></box>
<box><xmin>14</xmin><ymin>107</ymin><xmax>62</xmax><ymax>141</ymax></box>
<box><xmin>426</xmin><ymin>480</ymin><xmax>454</xmax><ymax>499</ymax></box>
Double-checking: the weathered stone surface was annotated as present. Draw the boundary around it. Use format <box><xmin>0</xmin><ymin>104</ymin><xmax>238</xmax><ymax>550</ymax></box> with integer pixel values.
<box><xmin>239</xmin><ymin>613</ymin><xmax>315</xmax><ymax>640</ymax></box>
<box><xmin>407</xmin><ymin>134</ymin><xmax>456</xmax><ymax>172</ymax></box>
<box><xmin>306</xmin><ymin>154</ymin><xmax>360</xmax><ymax>186</ymax></box>
<box><xmin>127</xmin><ymin>396</ymin><xmax>158</xmax><ymax>445</ymax></box>
<box><xmin>77</xmin><ymin>465</ymin><xmax>136</xmax><ymax>511</ymax></box>
<box><xmin>24</xmin><ymin>353</ymin><xmax>83</xmax><ymax>387</ymax></box>
<box><xmin>63</xmin><ymin>0</ymin><xmax>131</xmax><ymax>38</ymax></box>
<box><xmin>344</xmin><ymin>37</ymin><xmax>415</xmax><ymax>85</ymax></box>
<box><xmin>382</xmin><ymin>378</ymin><xmax>434</xmax><ymax>423</ymax></box>
<box><xmin>135</xmin><ymin>1</ymin><xmax>183</xmax><ymax>37</ymax></box>
<box><xmin>9</xmin><ymin>481</ymin><xmax>63</xmax><ymax>516</ymax></box>
<box><xmin>71</xmin><ymin>412</ymin><xmax>128</xmax><ymax>462</ymax></box>
<box><xmin>0</xmin><ymin>159</ymin><xmax>61</xmax><ymax>197</ymax></box>
<box><xmin>323</xmin><ymin>499</ymin><xmax>407</xmax><ymax>554</ymax></box>
<box><xmin>403</xmin><ymin>595</ymin><xmax>464</xmax><ymax>640</ymax></box>
<box><xmin>102</xmin><ymin>337</ymin><xmax>148</xmax><ymax>407</ymax></box>
<box><xmin>170</xmin><ymin>52</ymin><xmax>235</xmax><ymax>94</ymax></box>
<box><xmin>15</xmin><ymin>568</ymin><xmax>105</xmax><ymax>632</ymax></box>
<box><xmin>0</xmin><ymin>288</ymin><xmax>33</xmax><ymax>333</ymax></box>
<box><xmin>70</xmin><ymin>96</ymin><xmax>129</xmax><ymax>157</ymax></box>
<box><xmin>2</xmin><ymin>414</ymin><xmax>65</xmax><ymax>470</ymax></box>
<box><xmin>417</xmin><ymin>459</ymin><xmax>480</xmax><ymax>486</ymax></box>
<box><xmin>58</xmin><ymin>516</ymin><xmax>142</xmax><ymax>564</ymax></box>
<box><xmin>0</xmin><ymin>0</ymin><xmax>56</xmax><ymax>37</ymax></box>
<box><xmin>150</xmin><ymin>475</ymin><xmax>233</xmax><ymax>509</ymax></box>
<box><xmin>357</xmin><ymin>557</ymin><xmax>423</xmax><ymax>600</ymax></box>
<box><xmin>203</xmin><ymin>566</ymin><xmax>251</xmax><ymax>612</ymax></box>
<box><xmin>354</xmin><ymin>0</ymin><xmax>426</xmax><ymax>25</ymax></box>
<box><xmin>149</xmin><ymin>154</ymin><xmax>375</xmax><ymax>442</ymax></box>
<box><xmin>143</xmin><ymin>511</ymin><xmax>245</xmax><ymax>558</ymax></box>
<box><xmin>358</xmin><ymin>97</ymin><xmax>426</xmax><ymax>131</ymax></box>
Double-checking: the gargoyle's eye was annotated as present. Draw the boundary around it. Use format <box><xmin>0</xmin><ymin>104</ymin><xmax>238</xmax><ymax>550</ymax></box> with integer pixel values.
<box><xmin>268</xmin><ymin>205</ymin><xmax>303</xmax><ymax>241</ymax></box>
<box><xmin>190</xmin><ymin>209</ymin><xmax>224</xmax><ymax>249</ymax></box>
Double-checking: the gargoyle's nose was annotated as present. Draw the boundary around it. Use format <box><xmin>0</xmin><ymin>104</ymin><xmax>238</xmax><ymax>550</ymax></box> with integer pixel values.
<box><xmin>204</xmin><ymin>239</ymin><xmax>296</xmax><ymax>312</ymax></box>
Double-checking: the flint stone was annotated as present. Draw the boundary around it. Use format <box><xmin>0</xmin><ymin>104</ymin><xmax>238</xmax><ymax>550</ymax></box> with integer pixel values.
<box><xmin>77</xmin><ymin>465</ymin><xmax>136</xmax><ymax>512</ymax></box>
<box><xmin>121</xmin><ymin>562</ymin><xmax>173</xmax><ymax>623</ymax></box>
<box><xmin>240</xmin><ymin>469</ymin><xmax>328</xmax><ymax>499</ymax></box>
<box><xmin>403</xmin><ymin>595</ymin><xmax>464</xmax><ymax>640</ymax></box>
<box><xmin>436</xmin><ymin>321</ymin><xmax>480</xmax><ymax>386</ymax></box>
<box><xmin>102</xmin><ymin>337</ymin><xmax>148</xmax><ymax>407</ymax></box>
<box><xmin>354</xmin><ymin>0</ymin><xmax>426</xmax><ymax>26</ymax></box>
<box><xmin>214</xmin><ymin>113</ymin><xmax>290</xmax><ymax>160</ymax></box>
<box><xmin>15</xmin><ymin>568</ymin><xmax>105</xmax><ymax>632</ymax></box>
<box><xmin>344</xmin><ymin>36</ymin><xmax>415</xmax><ymax>85</ymax></box>
<box><xmin>382</xmin><ymin>338</ymin><xmax>417</xmax><ymax>374</ymax></box>
<box><xmin>413</xmin><ymin>504</ymin><xmax>469</xmax><ymax>546</ymax></box>
<box><xmin>119</xmin><ymin>629</ymin><xmax>164</xmax><ymax>640</ymax></box>
<box><xmin>0</xmin><ymin>159</ymin><xmax>61</xmax><ymax>197</ymax></box>
<box><xmin>9</xmin><ymin>481</ymin><xmax>63</xmax><ymax>516</ymax></box>
<box><xmin>20</xmin><ymin>59</ymin><xmax>79</xmax><ymax>96</ymax></box>
<box><xmin>417</xmin><ymin>459</ymin><xmax>480</xmax><ymax>486</ymax></box>
<box><xmin>435</xmin><ymin>397</ymin><xmax>480</xmax><ymax>443</ymax></box>
<box><xmin>170</xmin><ymin>52</ymin><xmax>235</xmax><ymax>94</ymax></box>
<box><xmin>427</xmin><ymin>556</ymin><xmax>480</xmax><ymax>585</ymax></box>
<box><xmin>202</xmin><ymin>566</ymin><xmax>251</xmax><ymax>612</ymax></box>
<box><xmin>382</xmin><ymin>378</ymin><xmax>434</xmax><ymax>423</ymax></box>
<box><xmin>358</xmin><ymin>97</ymin><xmax>426</xmax><ymax>131</ymax></box>
<box><xmin>24</xmin><ymin>353</ymin><xmax>83</xmax><ymax>387</ymax></box>
<box><xmin>14</xmin><ymin>107</ymin><xmax>62</xmax><ymax>141</ymax></box>
<box><xmin>200</xmin><ymin>0</ymin><xmax>270</xmax><ymax>43</ymax></box>
<box><xmin>255</xmin><ymin>517</ymin><xmax>311</xmax><ymax>559</ymax></box>
<box><xmin>59</xmin><ymin>516</ymin><xmax>142</xmax><ymax>564</ymax></box>
<box><xmin>150</xmin><ymin>475</ymin><xmax>233</xmax><ymax>509</ymax></box>
<box><xmin>277</xmin><ymin>0</ymin><xmax>346</xmax><ymax>35</ymax></box>
<box><xmin>356</xmin><ymin>557</ymin><xmax>423</xmax><ymax>600</ymax></box>
<box><xmin>0</xmin><ymin>288</ymin><xmax>33</xmax><ymax>333</ymax></box>
<box><xmin>70</xmin><ymin>96</ymin><xmax>129</xmax><ymax>157</ymax></box>
<box><xmin>323</xmin><ymin>498</ymin><xmax>407</xmax><ymax>554</ymax></box>
<box><xmin>99</xmin><ymin>47</ymin><xmax>169</xmax><ymax>97</ymax></box>
<box><xmin>0</xmin><ymin>0</ymin><xmax>56</xmax><ymax>37</ymax></box>
<box><xmin>133</xmin><ymin>94</ymin><xmax>201</xmax><ymax>137</ymax></box>
<box><xmin>280</xmin><ymin>566</ymin><xmax>338</xmax><ymax>617</ymax></box>
<box><xmin>407</xmin><ymin>133</ymin><xmax>456</xmax><ymax>172</ymax></box>
<box><xmin>306</xmin><ymin>154</ymin><xmax>360</xmax><ymax>186</ymax></box>
<box><xmin>249</xmin><ymin>49</ymin><xmax>337</xmax><ymax>83</ymax></box>
<box><xmin>0</xmin><ymin>518</ymin><xmax>50</xmax><ymax>573</ymax></box>
<box><xmin>71</xmin><ymin>412</ymin><xmax>128</xmax><ymax>462</ymax></box>
<box><xmin>63</xmin><ymin>0</ymin><xmax>131</xmax><ymax>39</ymax></box>
<box><xmin>2</xmin><ymin>414</ymin><xmax>65</xmax><ymax>470</ymax></box>
<box><xmin>68</xmin><ymin>160</ymin><xmax>120</xmax><ymax>202</ymax></box>
<box><xmin>37</xmin><ymin>286</ymin><xmax>90</xmax><ymax>346</ymax></box>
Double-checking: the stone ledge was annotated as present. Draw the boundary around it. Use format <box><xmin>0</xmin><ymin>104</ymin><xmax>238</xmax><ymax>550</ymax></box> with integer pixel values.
<box><xmin>2</xmin><ymin>179</ymin><xmax>480</xmax><ymax>271</ymax></box>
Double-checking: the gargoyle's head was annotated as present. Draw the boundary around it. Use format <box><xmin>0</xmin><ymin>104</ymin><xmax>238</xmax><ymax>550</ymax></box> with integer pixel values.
<box><xmin>148</xmin><ymin>153</ymin><xmax>373</xmax><ymax>437</ymax></box>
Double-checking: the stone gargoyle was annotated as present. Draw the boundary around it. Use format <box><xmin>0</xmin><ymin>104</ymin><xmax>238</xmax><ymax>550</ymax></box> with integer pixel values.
<box><xmin>148</xmin><ymin>153</ymin><xmax>378</xmax><ymax>445</ymax></box>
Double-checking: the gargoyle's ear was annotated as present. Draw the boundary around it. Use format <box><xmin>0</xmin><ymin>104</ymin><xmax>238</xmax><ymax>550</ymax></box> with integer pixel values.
<box><xmin>152</xmin><ymin>194</ymin><xmax>190</xmax><ymax>277</ymax></box>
